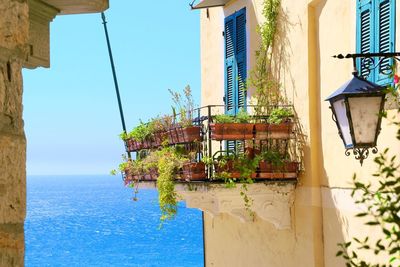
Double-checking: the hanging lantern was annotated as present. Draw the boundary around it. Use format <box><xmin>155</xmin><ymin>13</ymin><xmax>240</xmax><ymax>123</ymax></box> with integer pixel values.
<box><xmin>326</xmin><ymin>75</ymin><xmax>386</xmax><ymax>165</ymax></box>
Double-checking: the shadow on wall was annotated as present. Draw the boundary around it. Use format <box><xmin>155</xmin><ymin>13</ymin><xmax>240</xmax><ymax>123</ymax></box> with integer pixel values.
<box><xmin>313</xmin><ymin>0</ymin><xmax>348</xmax><ymax>266</ymax></box>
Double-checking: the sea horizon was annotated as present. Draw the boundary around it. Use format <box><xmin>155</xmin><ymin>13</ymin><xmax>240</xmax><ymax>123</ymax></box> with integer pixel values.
<box><xmin>25</xmin><ymin>175</ymin><xmax>204</xmax><ymax>267</ymax></box>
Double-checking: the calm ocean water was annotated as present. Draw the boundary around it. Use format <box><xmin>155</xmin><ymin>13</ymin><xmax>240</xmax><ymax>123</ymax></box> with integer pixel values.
<box><xmin>25</xmin><ymin>175</ymin><xmax>204</xmax><ymax>267</ymax></box>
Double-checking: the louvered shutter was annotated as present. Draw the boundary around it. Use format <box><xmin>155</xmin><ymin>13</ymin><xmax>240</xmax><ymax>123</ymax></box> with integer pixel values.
<box><xmin>224</xmin><ymin>8</ymin><xmax>247</xmax><ymax>154</ymax></box>
<box><xmin>235</xmin><ymin>9</ymin><xmax>247</xmax><ymax>113</ymax></box>
<box><xmin>375</xmin><ymin>0</ymin><xmax>395</xmax><ymax>84</ymax></box>
<box><xmin>356</xmin><ymin>0</ymin><xmax>374</xmax><ymax>80</ymax></box>
<box><xmin>225</xmin><ymin>16</ymin><xmax>236</xmax><ymax>116</ymax></box>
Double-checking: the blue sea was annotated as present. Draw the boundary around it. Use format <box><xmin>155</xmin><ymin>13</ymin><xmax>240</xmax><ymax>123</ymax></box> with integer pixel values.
<box><xmin>25</xmin><ymin>175</ymin><xmax>204</xmax><ymax>267</ymax></box>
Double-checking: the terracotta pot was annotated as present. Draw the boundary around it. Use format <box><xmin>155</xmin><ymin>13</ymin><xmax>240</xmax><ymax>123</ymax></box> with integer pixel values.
<box><xmin>123</xmin><ymin>169</ymin><xmax>139</xmax><ymax>185</ymax></box>
<box><xmin>210</xmin><ymin>123</ymin><xmax>254</xmax><ymax>141</ymax></box>
<box><xmin>125</xmin><ymin>139</ymin><xmax>136</xmax><ymax>152</ymax></box>
<box><xmin>168</xmin><ymin>129</ymin><xmax>179</xmax><ymax>144</ymax></box>
<box><xmin>151</xmin><ymin>133</ymin><xmax>162</xmax><ymax>148</ymax></box>
<box><xmin>182</xmin><ymin>162</ymin><xmax>206</xmax><ymax>181</ymax></box>
<box><xmin>182</xmin><ymin>126</ymin><xmax>202</xmax><ymax>143</ymax></box>
<box><xmin>175</xmin><ymin>127</ymin><xmax>186</xmax><ymax>143</ymax></box>
<box><xmin>254</xmin><ymin>121</ymin><xmax>293</xmax><ymax>139</ymax></box>
<box><xmin>256</xmin><ymin>161</ymin><xmax>298</xmax><ymax>179</ymax></box>
<box><xmin>149</xmin><ymin>168</ymin><xmax>159</xmax><ymax>180</ymax></box>
<box><xmin>214</xmin><ymin>160</ymin><xmax>241</xmax><ymax>179</ymax></box>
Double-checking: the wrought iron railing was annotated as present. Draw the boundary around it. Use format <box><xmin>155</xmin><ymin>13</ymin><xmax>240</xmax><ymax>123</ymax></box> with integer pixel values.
<box><xmin>123</xmin><ymin>104</ymin><xmax>301</xmax><ymax>182</ymax></box>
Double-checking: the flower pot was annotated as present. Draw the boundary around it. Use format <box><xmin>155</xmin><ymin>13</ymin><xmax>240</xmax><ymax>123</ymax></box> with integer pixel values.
<box><xmin>182</xmin><ymin>126</ymin><xmax>202</xmax><ymax>143</ymax></box>
<box><xmin>151</xmin><ymin>133</ymin><xmax>162</xmax><ymax>148</ymax></box>
<box><xmin>182</xmin><ymin>162</ymin><xmax>206</xmax><ymax>181</ymax></box>
<box><xmin>214</xmin><ymin>160</ymin><xmax>241</xmax><ymax>179</ymax></box>
<box><xmin>126</xmin><ymin>139</ymin><xmax>137</xmax><ymax>152</ymax></box>
<box><xmin>254</xmin><ymin>121</ymin><xmax>293</xmax><ymax>139</ymax></box>
<box><xmin>123</xmin><ymin>169</ymin><xmax>139</xmax><ymax>185</ymax></box>
<box><xmin>256</xmin><ymin>161</ymin><xmax>298</xmax><ymax>179</ymax></box>
<box><xmin>210</xmin><ymin>123</ymin><xmax>254</xmax><ymax>141</ymax></box>
<box><xmin>149</xmin><ymin>168</ymin><xmax>159</xmax><ymax>180</ymax></box>
<box><xmin>175</xmin><ymin>127</ymin><xmax>186</xmax><ymax>143</ymax></box>
<box><xmin>168</xmin><ymin>129</ymin><xmax>179</xmax><ymax>144</ymax></box>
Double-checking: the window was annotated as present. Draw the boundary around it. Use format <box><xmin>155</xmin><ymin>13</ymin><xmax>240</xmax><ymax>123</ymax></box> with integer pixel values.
<box><xmin>224</xmin><ymin>7</ymin><xmax>247</xmax><ymax>115</ymax></box>
<box><xmin>356</xmin><ymin>0</ymin><xmax>395</xmax><ymax>85</ymax></box>
<box><xmin>224</xmin><ymin>8</ymin><xmax>247</xmax><ymax>152</ymax></box>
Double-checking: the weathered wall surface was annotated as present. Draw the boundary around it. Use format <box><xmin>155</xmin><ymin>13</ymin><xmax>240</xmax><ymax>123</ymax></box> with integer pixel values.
<box><xmin>0</xmin><ymin>0</ymin><xmax>108</xmax><ymax>266</ymax></box>
<box><xmin>200</xmin><ymin>0</ymin><xmax>400</xmax><ymax>266</ymax></box>
<box><xmin>0</xmin><ymin>1</ymin><xmax>29</xmax><ymax>266</ymax></box>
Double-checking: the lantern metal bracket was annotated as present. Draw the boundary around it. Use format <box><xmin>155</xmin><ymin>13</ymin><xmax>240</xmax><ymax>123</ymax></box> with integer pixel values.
<box><xmin>333</xmin><ymin>52</ymin><xmax>400</xmax><ymax>78</ymax></box>
<box><xmin>345</xmin><ymin>147</ymin><xmax>378</xmax><ymax>166</ymax></box>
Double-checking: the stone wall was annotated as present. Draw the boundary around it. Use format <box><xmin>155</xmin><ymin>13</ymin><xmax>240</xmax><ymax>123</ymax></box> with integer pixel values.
<box><xmin>0</xmin><ymin>0</ymin><xmax>29</xmax><ymax>266</ymax></box>
<box><xmin>0</xmin><ymin>1</ymin><xmax>29</xmax><ymax>266</ymax></box>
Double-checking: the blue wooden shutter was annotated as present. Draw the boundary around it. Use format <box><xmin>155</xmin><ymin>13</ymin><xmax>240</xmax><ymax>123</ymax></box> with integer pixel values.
<box><xmin>235</xmin><ymin>9</ymin><xmax>247</xmax><ymax>113</ymax></box>
<box><xmin>224</xmin><ymin>8</ymin><xmax>247</xmax><ymax>153</ymax></box>
<box><xmin>375</xmin><ymin>0</ymin><xmax>395</xmax><ymax>84</ymax></box>
<box><xmin>225</xmin><ymin>16</ymin><xmax>236</xmax><ymax>116</ymax></box>
<box><xmin>356</xmin><ymin>0</ymin><xmax>374</xmax><ymax>80</ymax></box>
<box><xmin>224</xmin><ymin>8</ymin><xmax>247</xmax><ymax>115</ymax></box>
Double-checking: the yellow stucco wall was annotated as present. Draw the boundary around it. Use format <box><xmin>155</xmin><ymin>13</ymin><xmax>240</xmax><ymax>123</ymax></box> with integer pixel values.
<box><xmin>199</xmin><ymin>0</ymin><xmax>400</xmax><ymax>266</ymax></box>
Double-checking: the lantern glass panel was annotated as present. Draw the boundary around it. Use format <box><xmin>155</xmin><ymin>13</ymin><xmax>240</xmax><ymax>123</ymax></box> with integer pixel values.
<box><xmin>332</xmin><ymin>98</ymin><xmax>353</xmax><ymax>147</ymax></box>
<box><xmin>348</xmin><ymin>96</ymin><xmax>382</xmax><ymax>145</ymax></box>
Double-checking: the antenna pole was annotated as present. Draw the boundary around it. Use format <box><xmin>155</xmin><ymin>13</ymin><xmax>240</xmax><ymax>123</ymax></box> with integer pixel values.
<box><xmin>101</xmin><ymin>12</ymin><xmax>131</xmax><ymax>159</ymax></box>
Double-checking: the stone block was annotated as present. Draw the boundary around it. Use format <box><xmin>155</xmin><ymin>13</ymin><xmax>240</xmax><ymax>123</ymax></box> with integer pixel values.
<box><xmin>0</xmin><ymin>134</ymin><xmax>26</xmax><ymax>225</ymax></box>
<box><xmin>0</xmin><ymin>223</ymin><xmax>24</xmax><ymax>267</ymax></box>
<box><xmin>0</xmin><ymin>0</ymin><xmax>29</xmax><ymax>64</ymax></box>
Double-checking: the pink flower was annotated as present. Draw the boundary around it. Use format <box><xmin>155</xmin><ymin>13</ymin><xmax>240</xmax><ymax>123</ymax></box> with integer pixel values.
<box><xmin>394</xmin><ymin>74</ymin><xmax>399</xmax><ymax>84</ymax></box>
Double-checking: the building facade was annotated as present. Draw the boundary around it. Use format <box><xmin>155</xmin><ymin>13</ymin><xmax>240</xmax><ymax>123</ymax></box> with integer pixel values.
<box><xmin>192</xmin><ymin>0</ymin><xmax>399</xmax><ymax>266</ymax></box>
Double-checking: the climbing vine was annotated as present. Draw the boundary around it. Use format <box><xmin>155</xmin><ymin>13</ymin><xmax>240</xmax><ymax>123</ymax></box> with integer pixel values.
<box><xmin>249</xmin><ymin>0</ymin><xmax>282</xmax><ymax>117</ymax></box>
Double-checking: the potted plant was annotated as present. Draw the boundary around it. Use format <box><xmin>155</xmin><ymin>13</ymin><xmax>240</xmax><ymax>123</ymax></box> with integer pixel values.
<box><xmin>213</xmin><ymin>153</ymin><xmax>242</xmax><ymax>179</ymax></box>
<box><xmin>255</xmin><ymin>150</ymin><xmax>298</xmax><ymax>179</ymax></box>
<box><xmin>169</xmin><ymin>86</ymin><xmax>202</xmax><ymax>144</ymax></box>
<box><xmin>210</xmin><ymin>109</ymin><xmax>254</xmax><ymax>141</ymax></box>
<box><xmin>181</xmin><ymin>152</ymin><xmax>206</xmax><ymax>181</ymax></box>
<box><xmin>255</xmin><ymin>107</ymin><xmax>293</xmax><ymax>139</ymax></box>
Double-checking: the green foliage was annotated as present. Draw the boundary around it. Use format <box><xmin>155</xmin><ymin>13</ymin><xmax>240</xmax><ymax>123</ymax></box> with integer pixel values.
<box><xmin>119</xmin><ymin>131</ymin><xmax>129</xmax><ymax>141</ymax></box>
<box><xmin>214</xmin><ymin>114</ymin><xmax>236</xmax><ymax>123</ymax></box>
<box><xmin>267</xmin><ymin>107</ymin><xmax>293</xmax><ymax>124</ymax></box>
<box><xmin>169</xmin><ymin>85</ymin><xmax>196</xmax><ymax>127</ymax></box>
<box><xmin>256</xmin><ymin>150</ymin><xmax>283</xmax><ymax>167</ymax></box>
<box><xmin>129</xmin><ymin>121</ymin><xmax>152</xmax><ymax>142</ymax></box>
<box><xmin>235</xmin><ymin>108</ymin><xmax>251</xmax><ymax>123</ymax></box>
<box><xmin>214</xmin><ymin>109</ymin><xmax>251</xmax><ymax>123</ymax></box>
<box><xmin>154</xmin><ymin>146</ymin><xmax>188</xmax><ymax>225</ymax></box>
<box><xmin>249</xmin><ymin>0</ymin><xmax>283</xmax><ymax>117</ymax></box>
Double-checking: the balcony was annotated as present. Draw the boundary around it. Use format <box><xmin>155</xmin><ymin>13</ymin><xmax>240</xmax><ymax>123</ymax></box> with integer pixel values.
<box><xmin>122</xmin><ymin>105</ymin><xmax>300</xmax><ymax>183</ymax></box>
<box><xmin>119</xmin><ymin>105</ymin><xmax>301</xmax><ymax>227</ymax></box>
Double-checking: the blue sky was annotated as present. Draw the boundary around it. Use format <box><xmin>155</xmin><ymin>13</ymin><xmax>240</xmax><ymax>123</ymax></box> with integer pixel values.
<box><xmin>23</xmin><ymin>2</ymin><xmax>201</xmax><ymax>175</ymax></box>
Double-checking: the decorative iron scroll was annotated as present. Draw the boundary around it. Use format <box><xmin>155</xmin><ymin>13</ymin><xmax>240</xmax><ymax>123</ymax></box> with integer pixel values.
<box><xmin>345</xmin><ymin>147</ymin><xmax>378</xmax><ymax>165</ymax></box>
<box><xmin>333</xmin><ymin>52</ymin><xmax>400</xmax><ymax>79</ymax></box>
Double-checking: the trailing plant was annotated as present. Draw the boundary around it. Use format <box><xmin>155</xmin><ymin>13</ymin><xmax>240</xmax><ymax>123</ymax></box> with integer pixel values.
<box><xmin>267</xmin><ymin>107</ymin><xmax>293</xmax><ymax>124</ymax></box>
<box><xmin>155</xmin><ymin>146</ymin><xmax>188</xmax><ymax>224</ymax></box>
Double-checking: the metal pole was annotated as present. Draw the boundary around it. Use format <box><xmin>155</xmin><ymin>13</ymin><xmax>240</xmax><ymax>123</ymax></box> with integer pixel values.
<box><xmin>101</xmin><ymin>12</ymin><xmax>131</xmax><ymax>159</ymax></box>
